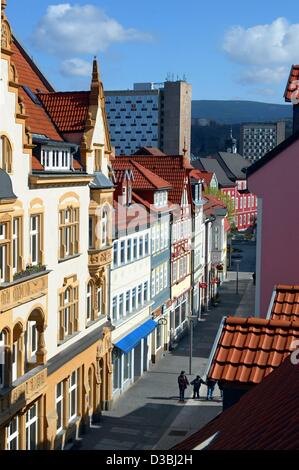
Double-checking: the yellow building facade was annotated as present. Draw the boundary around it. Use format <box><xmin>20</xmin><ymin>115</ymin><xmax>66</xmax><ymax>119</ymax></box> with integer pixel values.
<box><xmin>0</xmin><ymin>1</ymin><xmax>114</xmax><ymax>449</ymax></box>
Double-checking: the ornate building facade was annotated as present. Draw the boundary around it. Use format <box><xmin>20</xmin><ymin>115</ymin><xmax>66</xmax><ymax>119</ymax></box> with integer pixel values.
<box><xmin>0</xmin><ymin>2</ymin><xmax>114</xmax><ymax>449</ymax></box>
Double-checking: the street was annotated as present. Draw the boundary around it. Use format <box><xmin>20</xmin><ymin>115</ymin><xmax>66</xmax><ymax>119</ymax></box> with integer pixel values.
<box><xmin>77</xmin><ymin>240</ymin><xmax>256</xmax><ymax>450</ymax></box>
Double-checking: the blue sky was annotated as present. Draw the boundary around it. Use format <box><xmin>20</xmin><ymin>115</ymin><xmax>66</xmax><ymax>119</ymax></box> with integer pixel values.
<box><xmin>6</xmin><ymin>0</ymin><xmax>299</xmax><ymax>103</ymax></box>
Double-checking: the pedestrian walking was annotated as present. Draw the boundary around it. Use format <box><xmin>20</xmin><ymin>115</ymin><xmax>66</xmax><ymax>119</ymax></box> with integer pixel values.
<box><xmin>252</xmin><ymin>272</ymin><xmax>256</xmax><ymax>286</ymax></box>
<box><xmin>218</xmin><ymin>380</ymin><xmax>224</xmax><ymax>399</ymax></box>
<box><xmin>178</xmin><ymin>370</ymin><xmax>189</xmax><ymax>402</ymax></box>
<box><xmin>190</xmin><ymin>375</ymin><xmax>205</xmax><ymax>399</ymax></box>
<box><xmin>206</xmin><ymin>378</ymin><xmax>216</xmax><ymax>400</ymax></box>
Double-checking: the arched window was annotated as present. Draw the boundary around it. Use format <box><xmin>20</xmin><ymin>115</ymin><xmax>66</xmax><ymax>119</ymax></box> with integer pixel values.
<box><xmin>0</xmin><ymin>136</ymin><xmax>12</xmax><ymax>173</ymax></box>
<box><xmin>101</xmin><ymin>208</ymin><xmax>109</xmax><ymax>247</ymax></box>
<box><xmin>87</xmin><ymin>282</ymin><xmax>92</xmax><ymax>322</ymax></box>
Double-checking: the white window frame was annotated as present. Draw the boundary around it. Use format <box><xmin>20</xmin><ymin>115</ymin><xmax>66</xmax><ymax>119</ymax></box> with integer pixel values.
<box><xmin>87</xmin><ymin>283</ymin><xmax>92</xmax><ymax>322</ymax></box>
<box><xmin>0</xmin><ymin>331</ymin><xmax>5</xmax><ymax>389</ymax></box>
<box><xmin>7</xmin><ymin>416</ymin><xmax>19</xmax><ymax>450</ymax></box>
<box><xmin>69</xmin><ymin>371</ymin><xmax>78</xmax><ymax>422</ymax></box>
<box><xmin>30</xmin><ymin>215</ymin><xmax>39</xmax><ymax>266</ymax></box>
<box><xmin>56</xmin><ymin>381</ymin><xmax>64</xmax><ymax>434</ymax></box>
<box><xmin>12</xmin><ymin>341</ymin><xmax>17</xmax><ymax>382</ymax></box>
<box><xmin>12</xmin><ymin>218</ymin><xmax>19</xmax><ymax>274</ymax></box>
<box><xmin>25</xmin><ymin>403</ymin><xmax>38</xmax><ymax>450</ymax></box>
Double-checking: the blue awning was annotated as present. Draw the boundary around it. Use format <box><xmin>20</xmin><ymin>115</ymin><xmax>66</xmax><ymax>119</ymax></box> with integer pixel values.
<box><xmin>114</xmin><ymin>319</ymin><xmax>157</xmax><ymax>354</ymax></box>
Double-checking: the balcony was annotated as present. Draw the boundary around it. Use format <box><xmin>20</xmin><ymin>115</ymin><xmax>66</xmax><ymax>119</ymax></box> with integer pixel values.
<box><xmin>0</xmin><ymin>269</ymin><xmax>49</xmax><ymax>314</ymax></box>
<box><xmin>88</xmin><ymin>246</ymin><xmax>113</xmax><ymax>277</ymax></box>
<box><xmin>0</xmin><ymin>366</ymin><xmax>47</xmax><ymax>422</ymax></box>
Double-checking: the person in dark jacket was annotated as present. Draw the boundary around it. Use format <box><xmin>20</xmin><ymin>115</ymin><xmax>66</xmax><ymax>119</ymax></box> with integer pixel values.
<box><xmin>206</xmin><ymin>378</ymin><xmax>216</xmax><ymax>400</ymax></box>
<box><xmin>191</xmin><ymin>375</ymin><xmax>205</xmax><ymax>399</ymax></box>
<box><xmin>218</xmin><ymin>380</ymin><xmax>224</xmax><ymax>399</ymax></box>
<box><xmin>252</xmin><ymin>272</ymin><xmax>256</xmax><ymax>286</ymax></box>
<box><xmin>178</xmin><ymin>371</ymin><xmax>189</xmax><ymax>402</ymax></box>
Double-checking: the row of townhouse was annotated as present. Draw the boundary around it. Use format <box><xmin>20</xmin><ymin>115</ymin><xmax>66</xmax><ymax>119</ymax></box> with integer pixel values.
<box><xmin>0</xmin><ymin>3</ymin><xmax>230</xmax><ymax>449</ymax></box>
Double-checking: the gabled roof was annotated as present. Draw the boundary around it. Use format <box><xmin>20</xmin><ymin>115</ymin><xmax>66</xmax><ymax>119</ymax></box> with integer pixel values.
<box><xmin>172</xmin><ymin>357</ymin><xmax>299</xmax><ymax>450</ymax></box>
<box><xmin>11</xmin><ymin>38</ymin><xmax>63</xmax><ymax>141</ymax></box>
<box><xmin>284</xmin><ymin>64</ymin><xmax>299</xmax><ymax>102</ymax></box>
<box><xmin>38</xmin><ymin>91</ymin><xmax>90</xmax><ymax>133</ymax></box>
<box><xmin>127</xmin><ymin>155</ymin><xmax>193</xmax><ymax>204</ymax></box>
<box><xmin>207</xmin><ymin>316</ymin><xmax>299</xmax><ymax>384</ymax></box>
<box><xmin>111</xmin><ymin>159</ymin><xmax>171</xmax><ymax>190</ymax></box>
<box><xmin>193</xmin><ymin>159</ymin><xmax>234</xmax><ymax>188</ymax></box>
<box><xmin>247</xmin><ymin>129</ymin><xmax>299</xmax><ymax>177</ymax></box>
<box><xmin>217</xmin><ymin>152</ymin><xmax>250</xmax><ymax>180</ymax></box>
<box><xmin>269</xmin><ymin>285</ymin><xmax>299</xmax><ymax>322</ymax></box>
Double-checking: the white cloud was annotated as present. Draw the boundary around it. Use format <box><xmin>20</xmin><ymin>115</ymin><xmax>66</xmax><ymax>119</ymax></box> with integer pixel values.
<box><xmin>223</xmin><ymin>18</ymin><xmax>299</xmax><ymax>66</ymax></box>
<box><xmin>32</xmin><ymin>3</ymin><xmax>152</xmax><ymax>56</ymax></box>
<box><xmin>223</xmin><ymin>18</ymin><xmax>299</xmax><ymax>91</ymax></box>
<box><xmin>60</xmin><ymin>58</ymin><xmax>91</xmax><ymax>77</ymax></box>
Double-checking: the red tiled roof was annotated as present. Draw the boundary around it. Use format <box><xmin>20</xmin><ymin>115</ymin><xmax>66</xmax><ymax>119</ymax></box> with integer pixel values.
<box><xmin>38</xmin><ymin>91</ymin><xmax>90</xmax><ymax>132</ymax></box>
<box><xmin>173</xmin><ymin>357</ymin><xmax>299</xmax><ymax>450</ymax></box>
<box><xmin>208</xmin><ymin>316</ymin><xmax>299</xmax><ymax>384</ymax></box>
<box><xmin>190</xmin><ymin>169</ymin><xmax>214</xmax><ymax>186</ymax></box>
<box><xmin>203</xmin><ymin>193</ymin><xmax>227</xmax><ymax>216</ymax></box>
<box><xmin>113</xmin><ymin>200</ymin><xmax>153</xmax><ymax>231</ymax></box>
<box><xmin>11</xmin><ymin>39</ymin><xmax>62</xmax><ymax>141</ymax></box>
<box><xmin>119</xmin><ymin>155</ymin><xmax>191</xmax><ymax>205</ymax></box>
<box><xmin>112</xmin><ymin>159</ymin><xmax>172</xmax><ymax>191</ymax></box>
<box><xmin>284</xmin><ymin>65</ymin><xmax>299</xmax><ymax>102</ymax></box>
<box><xmin>270</xmin><ymin>285</ymin><xmax>299</xmax><ymax>322</ymax></box>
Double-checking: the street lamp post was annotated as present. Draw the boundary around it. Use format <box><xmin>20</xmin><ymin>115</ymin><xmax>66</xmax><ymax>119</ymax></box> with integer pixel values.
<box><xmin>235</xmin><ymin>259</ymin><xmax>241</xmax><ymax>295</ymax></box>
<box><xmin>188</xmin><ymin>315</ymin><xmax>197</xmax><ymax>375</ymax></box>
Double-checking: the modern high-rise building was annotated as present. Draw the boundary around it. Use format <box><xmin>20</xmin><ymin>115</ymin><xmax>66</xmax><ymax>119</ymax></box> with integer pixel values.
<box><xmin>240</xmin><ymin>121</ymin><xmax>286</xmax><ymax>162</ymax></box>
<box><xmin>105</xmin><ymin>80</ymin><xmax>192</xmax><ymax>156</ymax></box>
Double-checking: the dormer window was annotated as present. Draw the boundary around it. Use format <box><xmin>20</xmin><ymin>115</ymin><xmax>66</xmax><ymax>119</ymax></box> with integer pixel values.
<box><xmin>41</xmin><ymin>147</ymin><xmax>71</xmax><ymax>171</ymax></box>
<box><xmin>154</xmin><ymin>191</ymin><xmax>168</xmax><ymax>208</ymax></box>
<box><xmin>194</xmin><ymin>183</ymin><xmax>202</xmax><ymax>202</ymax></box>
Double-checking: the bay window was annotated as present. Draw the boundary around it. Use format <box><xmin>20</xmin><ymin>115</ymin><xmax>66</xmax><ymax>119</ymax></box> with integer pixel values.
<box><xmin>101</xmin><ymin>208</ymin><xmax>109</xmax><ymax>247</ymax></box>
<box><xmin>0</xmin><ymin>222</ymin><xmax>9</xmax><ymax>283</ymax></box>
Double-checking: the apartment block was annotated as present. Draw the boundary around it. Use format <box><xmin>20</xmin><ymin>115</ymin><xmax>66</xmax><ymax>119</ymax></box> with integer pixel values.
<box><xmin>240</xmin><ymin>122</ymin><xmax>286</xmax><ymax>162</ymax></box>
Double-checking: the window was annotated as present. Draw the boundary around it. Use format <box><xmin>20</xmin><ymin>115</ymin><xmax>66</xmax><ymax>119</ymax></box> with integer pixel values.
<box><xmin>30</xmin><ymin>215</ymin><xmax>41</xmax><ymax>266</ymax></box>
<box><xmin>133</xmin><ymin>238</ymin><xmax>138</xmax><ymax>259</ymax></box>
<box><xmin>113</xmin><ymin>241</ymin><xmax>118</xmax><ymax>267</ymax></box>
<box><xmin>69</xmin><ymin>371</ymin><xmax>78</xmax><ymax>422</ymax></box>
<box><xmin>59</xmin><ymin>284</ymin><xmax>79</xmax><ymax>342</ymax></box>
<box><xmin>12</xmin><ymin>218</ymin><xmax>20</xmax><ymax>274</ymax></box>
<box><xmin>120</xmin><ymin>240</ymin><xmax>125</xmax><ymax>264</ymax></box>
<box><xmin>56</xmin><ymin>381</ymin><xmax>64</xmax><ymax>434</ymax></box>
<box><xmin>132</xmin><ymin>288</ymin><xmax>137</xmax><ymax>311</ymax></box>
<box><xmin>127</xmin><ymin>239</ymin><xmax>132</xmax><ymax>263</ymax></box>
<box><xmin>119</xmin><ymin>294</ymin><xmax>124</xmax><ymax>318</ymax></box>
<box><xmin>26</xmin><ymin>403</ymin><xmax>38</xmax><ymax>450</ymax></box>
<box><xmin>156</xmin><ymin>323</ymin><xmax>162</xmax><ymax>349</ymax></box>
<box><xmin>12</xmin><ymin>341</ymin><xmax>17</xmax><ymax>382</ymax></box>
<box><xmin>41</xmin><ymin>148</ymin><xmax>70</xmax><ymax>170</ymax></box>
<box><xmin>123</xmin><ymin>351</ymin><xmax>132</xmax><ymax>381</ymax></box>
<box><xmin>101</xmin><ymin>208</ymin><xmax>109</xmax><ymax>247</ymax></box>
<box><xmin>97</xmin><ymin>287</ymin><xmax>102</xmax><ymax>316</ymax></box>
<box><xmin>59</xmin><ymin>207</ymin><xmax>79</xmax><ymax>259</ymax></box>
<box><xmin>126</xmin><ymin>290</ymin><xmax>131</xmax><ymax>315</ymax></box>
<box><xmin>0</xmin><ymin>331</ymin><xmax>5</xmax><ymax>388</ymax></box>
<box><xmin>0</xmin><ymin>135</ymin><xmax>12</xmax><ymax>173</ymax></box>
<box><xmin>112</xmin><ymin>297</ymin><xmax>117</xmax><ymax>322</ymax></box>
<box><xmin>145</xmin><ymin>234</ymin><xmax>149</xmax><ymax>255</ymax></box>
<box><xmin>88</xmin><ymin>216</ymin><xmax>94</xmax><ymax>249</ymax></box>
<box><xmin>26</xmin><ymin>321</ymin><xmax>37</xmax><ymax>362</ymax></box>
<box><xmin>139</xmin><ymin>236</ymin><xmax>144</xmax><ymax>257</ymax></box>
<box><xmin>87</xmin><ymin>282</ymin><xmax>92</xmax><ymax>322</ymax></box>
<box><xmin>0</xmin><ymin>223</ymin><xmax>9</xmax><ymax>283</ymax></box>
<box><xmin>138</xmin><ymin>284</ymin><xmax>142</xmax><ymax>306</ymax></box>
<box><xmin>7</xmin><ymin>416</ymin><xmax>19</xmax><ymax>450</ymax></box>
<box><xmin>144</xmin><ymin>281</ymin><xmax>148</xmax><ymax>303</ymax></box>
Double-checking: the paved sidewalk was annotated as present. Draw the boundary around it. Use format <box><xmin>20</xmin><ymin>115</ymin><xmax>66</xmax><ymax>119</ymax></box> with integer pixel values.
<box><xmin>78</xmin><ymin>271</ymin><xmax>255</xmax><ymax>450</ymax></box>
